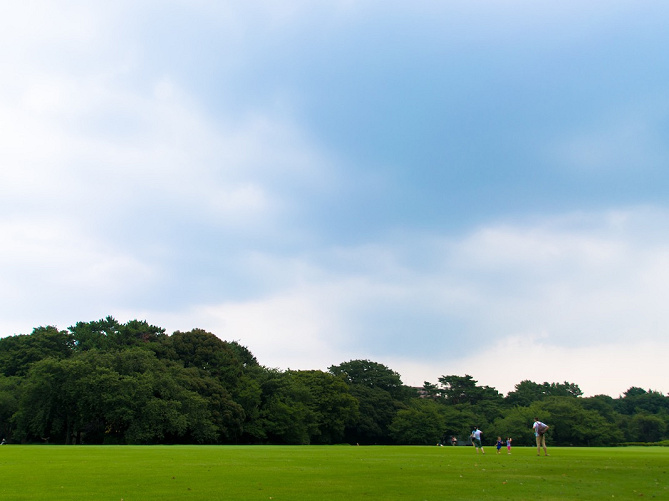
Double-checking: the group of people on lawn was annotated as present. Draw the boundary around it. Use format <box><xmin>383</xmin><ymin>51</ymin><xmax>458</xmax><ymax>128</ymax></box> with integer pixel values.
<box><xmin>469</xmin><ymin>418</ymin><xmax>549</xmax><ymax>456</ymax></box>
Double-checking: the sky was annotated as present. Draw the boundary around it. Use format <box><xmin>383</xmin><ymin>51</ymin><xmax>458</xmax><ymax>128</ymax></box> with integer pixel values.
<box><xmin>1</xmin><ymin>0</ymin><xmax>668</xmax><ymax>398</ymax></box>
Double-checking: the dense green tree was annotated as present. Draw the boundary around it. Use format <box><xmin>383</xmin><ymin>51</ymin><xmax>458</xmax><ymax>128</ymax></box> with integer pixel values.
<box><xmin>69</xmin><ymin>317</ymin><xmax>120</xmax><ymax>352</ymax></box>
<box><xmin>76</xmin><ymin>356</ymin><xmax>136</xmax><ymax>443</ymax></box>
<box><xmin>0</xmin><ymin>316</ymin><xmax>666</xmax><ymax>446</ymax></box>
<box><xmin>169</xmin><ymin>329</ymin><xmax>244</xmax><ymax>386</ymax></box>
<box><xmin>421</xmin><ymin>381</ymin><xmax>440</xmax><ymax>399</ymax></box>
<box><xmin>532</xmin><ymin>397</ymin><xmax>623</xmax><ymax>446</ymax></box>
<box><xmin>255</xmin><ymin>369</ymin><xmax>318</xmax><ymax>444</ymax></box>
<box><xmin>546</xmin><ymin>381</ymin><xmax>583</xmax><ymax>398</ymax></box>
<box><xmin>115</xmin><ymin>319</ymin><xmax>168</xmax><ymax>348</ymax></box>
<box><xmin>505</xmin><ymin>380</ymin><xmax>583</xmax><ymax>406</ymax></box>
<box><xmin>0</xmin><ymin>375</ymin><xmax>20</xmax><ymax>441</ymax></box>
<box><xmin>471</xmin><ymin>398</ymin><xmax>506</xmax><ymax>426</ymax></box>
<box><xmin>505</xmin><ymin>380</ymin><xmax>546</xmax><ymax>407</ymax></box>
<box><xmin>225</xmin><ymin>340</ymin><xmax>259</xmax><ymax>368</ymax></box>
<box><xmin>617</xmin><ymin>387</ymin><xmax>669</xmax><ymax>415</ymax></box>
<box><xmin>581</xmin><ymin>394</ymin><xmax>619</xmax><ymax>421</ymax></box>
<box><xmin>440</xmin><ymin>405</ymin><xmax>481</xmax><ymax>443</ymax></box>
<box><xmin>388</xmin><ymin>399</ymin><xmax>445</xmax><ymax>445</ymax></box>
<box><xmin>292</xmin><ymin>370</ymin><xmax>359</xmax><ymax>444</ymax></box>
<box><xmin>69</xmin><ymin>317</ymin><xmax>169</xmax><ymax>355</ymax></box>
<box><xmin>166</xmin><ymin>330</ymin><xmax>258</xmax><ymax>441</ymax></box>
<box><xmin>329</xmin><ymin>360</ymin><xmax>408</xmax><ymax>400</ymax></box>
<box><xmin>14</xmin><ymin>357</ymin><xmax>88</xmax><ymax>443</ymax></box>
<box><xmin>232</xmin><ymin>368</ymin><xmax>264</xmax><ymax>443</ymax></box>
<box><xmin>623</xmin><ymin>387</ymin><xmax>648</xmax><ymax>398</ymax></box>
<box><xmin>490</xmin><ymin>406</ymin><xmax>538</xmax><ymax>446</ymax></box>
<box><xmin>168</xmin><ymin>366</ymin><xmax>245</xmax><ymax>443</ymax></box>
<box><xmin>246</xmin><ymin>369</ymin><xmax>360</xmax><ymax>445</ymax></box>
<box><xmin>329</xmin><ymin>360</ymin><xmax>415</xmax><ymax>444</ymax></box>
<box><xmin>0</xmin><ymin>326</ymin><xmax>73</xmax><ymax>377</ymax></box>
<box><xmin>626</xmin><ymin>413</ymin><xmax>667</xmax><ymax>442</ymax></box>
<box><xmin>13</xmin><ymin>348</ymin><xmax>244</xmax><ymax>445</ymax></box>
<box><xmin>435</xmin><ymin>374</ymin><xmax>503</xmax><ymax>406</ymax></box>
<box><xmin>343</xmin><ymin>385</ymin><xmax>401</xmax><ymax>444</ymax></box>
<box><xmin>104</xmin><ymin>348</ymin><xmax>239</xmax><ymax>444</ymax></box>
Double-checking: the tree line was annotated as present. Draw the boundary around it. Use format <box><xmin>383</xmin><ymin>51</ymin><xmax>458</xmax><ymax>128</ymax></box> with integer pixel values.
<box><xmin>0</xmin><ymin>317</ymin><xmax>666</xmax><ymax>446</ymax></box>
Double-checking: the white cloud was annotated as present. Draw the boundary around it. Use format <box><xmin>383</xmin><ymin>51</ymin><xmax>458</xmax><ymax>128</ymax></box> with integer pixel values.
<box><xmin>126</xmin><ymin>283</ymin><xmax>352</xmax><ymax>372</ymax></box>
<box><xmin>0</xmin><ymin>2</ymin><xmax>340</xmax><ymax>332</ymax></box>
<box><xmin>387</xmin><ymin>336</ymin><xmax>669</xmax><ymax>398</ymax></box>
<box><xmin>0</xmin><ymin>216</ymin><xmax>155</xmax><ymax>331</ymax></box>
<box><xmin>457</xmin><ymin>210</ymin><xmax>669</xmax><ymax>345</ymax></box>
<box><xmin>116</xmin><ymin>205</ymin><xmax>669</xmax><ymax>398</ymax></box>
<box><xmin>1</xmin><ymin>1</ymin><xmax>667</xmax><ymax>401</ymax></box>
<box><xmin>0</xmin><ymin>35</ymin><xmax>334</xmax><ymax>237</ymax></box>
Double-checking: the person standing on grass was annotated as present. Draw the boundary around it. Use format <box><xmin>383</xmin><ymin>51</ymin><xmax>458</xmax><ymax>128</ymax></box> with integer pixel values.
<box><xmin>496</xmin><ymin>436</ymin><xmax>503</xmax><ymax>454</ymax></box>
<box><xmin>471</xmin><ymin>427</ymin><xmax>484</xmax><ymax>454</ymax></box>
<box><xmin>532</xmin><ymin>417</ymin><xmax>549</xmax><ymax>456</ymax></box>
<box><xmin>506</xmin><ymin>437</ymin><xmax>512</xmax><ymax>454</ymax></box>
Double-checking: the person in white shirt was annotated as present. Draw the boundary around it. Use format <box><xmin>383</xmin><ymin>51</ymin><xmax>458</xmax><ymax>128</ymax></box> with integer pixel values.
<box><xmin>470</xmin><ymin>427</ymin><xmax>484</xmax><ymax>454</ymax></box>
<box><xmin>532</xmin><ymin>417</ymin><xmax>549</xmax><ymax>456</ymax></box>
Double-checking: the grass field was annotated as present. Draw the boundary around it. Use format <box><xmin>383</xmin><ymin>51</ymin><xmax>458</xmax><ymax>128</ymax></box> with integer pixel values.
<box><xmin>0</xmin><ymin>445</ymin><xmax>666</xmax><ymax>500</ymax></box>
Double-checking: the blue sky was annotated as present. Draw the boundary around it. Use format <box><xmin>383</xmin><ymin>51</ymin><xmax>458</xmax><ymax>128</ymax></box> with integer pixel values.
<box><xmin>1</xmin><ymin>1</ymin><xmax>668</xmax><ymax>396</ymax></box>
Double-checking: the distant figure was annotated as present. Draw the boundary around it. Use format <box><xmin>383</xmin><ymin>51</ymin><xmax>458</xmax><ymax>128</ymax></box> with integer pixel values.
<box><xmin>533</xmin><ymin>417</ymin><xmax>549</xmax><ymax>456</ymax></box>
<box><xmin>506</xmin><ymin>437</ymin><xmax>512</xmax><ymax>454</ymax></box>
<box><xmin>496</xmin><ymin>436</ymin><xmax>503</xmax><ymax>454</ymax></box>
<box><xmin>451</xmin><ymin>436</ymin><xmax>457</xmax><ymax>446</ymax></box>
<box><xmin>1</xmin><ymin>438</ymin><xmax>5</xmax><ymax>445</ymax></box>
<box><xmin>471</xmin><ymin>427</ymin><xmax>484</xmax><ymax>454</ymax></box>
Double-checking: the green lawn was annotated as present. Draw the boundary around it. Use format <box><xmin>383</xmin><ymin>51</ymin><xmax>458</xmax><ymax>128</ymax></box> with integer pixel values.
<box><xmin>0</xmin><ymin>445</ymin><xmax>666</xmax><ymax>500</ymax></box>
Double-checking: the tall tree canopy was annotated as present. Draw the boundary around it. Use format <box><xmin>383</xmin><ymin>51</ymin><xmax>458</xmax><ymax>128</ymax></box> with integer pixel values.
<box><xmin>0</xmin><ymin>318</ymin><xmax>666</xmax><ymax>446</ymax></box>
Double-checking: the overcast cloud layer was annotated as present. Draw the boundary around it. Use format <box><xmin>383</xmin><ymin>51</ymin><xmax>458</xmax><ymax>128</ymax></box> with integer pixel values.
<box><xmin>2</xmin><ymin>1</ymin><xmax>668</xmax><ymax>397</ymax></box>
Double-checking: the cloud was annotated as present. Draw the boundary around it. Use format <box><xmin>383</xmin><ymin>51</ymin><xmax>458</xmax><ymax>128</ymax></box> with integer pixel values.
<box><xmin>2</xmin><ymin>1</ymin><xmax>668</xmax><ymax>401</ymax></box>
<box><xmin>387</xmin><ymin>336</ymin><xmax>669</xmax><ymax>398</ymax></box>
<box><xmin>0</xmin><ymin>215</ymin><xmax>154</xmax><ymax>329</ymax></box>
<box><xmin>552</xmin><ymin>99</ymin><xmax>669</xmax><ymax>175</ymax></box>
<box><xmin>441</xmin><ymin>209</ymin><xmax>669</xmax><ymax>350</ymax></box>
<box><xmin>0</xmin><ymin>1</ymin><xmax>341</xmax><ymax>328</ymax></box>
<box><xmin>117</xmin><ymin>206</ymin><xmax>669</xmax><ymax>398</ymax></box>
